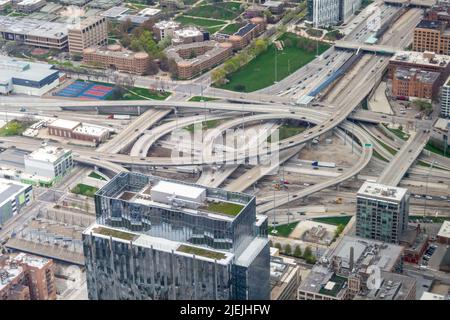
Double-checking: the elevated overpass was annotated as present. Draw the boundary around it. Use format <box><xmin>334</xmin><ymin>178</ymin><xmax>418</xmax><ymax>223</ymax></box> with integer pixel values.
<box><xmin>334</xmin><ymin>41</ymin><xmax>398</xmax><ymax>55</ymax></box>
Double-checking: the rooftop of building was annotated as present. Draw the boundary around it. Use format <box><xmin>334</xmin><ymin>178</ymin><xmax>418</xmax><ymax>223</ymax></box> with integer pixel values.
<box><xmin>68</xmin><ymin>15</ymin><xmax>105</xmax><ymax>30</ymax></box>
<box><xmin>434</xmin><ymin>118</ymin><xmax>450</xmax><ymax>131</ymax></box>
<box><xmin>100</xmin><ymin>6</ymin><xmax>129</xmax><ymax>18</ymax></box>
<box><xmin>357</xmin><ymin>181</ymin><xmax>408</xmax><ymax>202</ymax></box>
<box><xmin>0</xmin><ymin>178</ymin><xmax>29</xmax><ymax>208</ymax></box>
<box><xmin>355</xmin><ymin>271</ymin><xmax>416</xmax><ymax>300</ymax></box>
<box><xmin>118</xmin><ymin>14</ymin><xmax>151</xmax><ymax>25</ymax></box>
<box><xmin>0</xmin><ymin>258</ymin><xmax>24</xmax><ymax>292</ymax></box>
<box><xmin>154</xmin><ymin>19</ymin><xmax>180</xmax><ymax>29</ymax></box>
<box><xmin>297</xmin><ymin>265</ymin><xmax>348</xmax><ymax>298</ymax></box>
<box><xmin>84</xmin><ymin>45</ymin><xmax>149</xmax><ymax>59</ymax></box>
<box><xmin>165</xmin><ymin>40</ymin><xmax>232</xmax><ymax>67</ymax></box>
<box><xmin>420</xmin><ymin>291</ymin><xmax>450</xmax><ymax>300</ymax></box>
<box><xmin>261</xmin><ymin>0</ymin><xmax>283</xmax><ymax>8</ymax></box>
<box><xmin>0</xmin><ymin>55</ymin><xmax>58</xmax><ymax>84</ymax></box>
<box><xmin>12</xmin><ymin>252</ymin><xmax>50</xmax><ymax>269</ymax></box>
<box><xmin>328</xmin><ymin>235</ymin><xmax>404</xmax><ymax>273</ymax></box>
<box><xmin>0</xmin><ymin>16</ymin><xmax>68</xmax><ymax>39</ymax></box>
<box><xmin>138</xmin><ymin>8</ymin><xmax>161</xmax><ymax>16</ymax></box>
<box><xmin>0</xmin><ymin>0</ymin><xmax>10</xmax><ymax>5</ymax></box>
<box><xmin>84</xmin><ymin>223</ymin><xmax>234</xmax><ymax>264</ymax></box>
<box><xmin>391</xmin><ymin>51</ymin><xmax>450</xmax><ymax>68</ymax></box>
<box><xmin>48</xmin><ymin>118</ymin><xmax>80</xmax><ymax>130</ymax></box>
<box><xmin>416</xmin><ymin>19</ymin><xmax>444</xmax><ymax>30</ymax></box>
<box><xmin>97</xmin><ymin>172</ymin><xmax>252</xmax><ymax>221</ymax></box>
<box><xmin>17</xmin><ymin>0</ymin><xmax>44</xmax><ymax>5</ymax></box>
<box><xmin>270</xmin><ymin>254</ymin><xmax>299</xmax><ymax>299</ymax></box>
<box><xmin>395</xmin><ymin>67</ymin><xmax>440</xmax><ymax>84</ymax></box>
<box><xmin>437</xmin><ymin>221</ymin><xmax>450</xmax><ymax>239</ymax></box>
<box><xmin>174</xmin><ymin>26</ymin><xmax>203</xmax><ymax>38</ymax></box>
<box><xmin>235</xmin><ymin>23</ymin><xmax>257</xmax><ymax>37</ymax></box>
<box><xmin>25</xmin><ymin>145</ymin><xmax>71</xmax><ymax>163</ymax></box>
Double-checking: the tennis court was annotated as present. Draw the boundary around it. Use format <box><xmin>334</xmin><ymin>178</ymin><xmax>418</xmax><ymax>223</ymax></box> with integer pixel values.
<box><xmin>55</xmin><ymin>81</ymin><xmax>114</xmax><ymax>100</ymax></box>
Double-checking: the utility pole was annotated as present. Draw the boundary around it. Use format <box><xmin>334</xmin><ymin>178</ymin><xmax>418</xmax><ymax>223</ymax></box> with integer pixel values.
<box><xmin>274</xmin><ymin>46</ymin><xmax>278</xmax><ymax>83</ymax></box>
<box><xmin>272</xmin><ymin>180</ymin><xmax>276</xmax><ymax>226</ymax></box>
<box><xmin>423</xmin><ymin>160</ymin><xmax>435</xmax><ymax>217</ymax></box>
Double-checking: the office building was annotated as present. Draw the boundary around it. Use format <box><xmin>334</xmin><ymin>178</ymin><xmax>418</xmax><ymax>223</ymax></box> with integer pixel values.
<box><xmin>48</xmin><ymin>119</ymin><xmax>110</xmax><ymax>144</ymax></box>
<box><xmin>441</xmin><ymin>77</ymin><xmax>450</xmax><ymax>117</ymax></box>
<box><xmin>354</xmin><ymin>271</ymin><xmax>416</xmax><ymax>300</ymax></box>
<box><xmin>83</xmin><ymin>45</ymin><xmax>150</xmax><ymax>75</ymax></box>
<box><xmin>391</xmin><ymin>67</ymin><xmax>440</xmax><ymax>100</ymax></box>
<box><xmin>356</xmin><ymin>182</ymin><xmax>409</xmax><ymax>244</ymax></box>
<box><xmin>0</xmin><ymin>16</ymin><xmax>68</xmax><ymax>50</ymax></box>
<box><xmin>399</xmin><ymin>225</ymin><xmax>429</xmax><ymax>264</ymax></box>
<box><xmin>0</xmin><ymin>253</ymin><xmax>56</xmax><ymax>300</ymax></box>
<box><xmin>165</xmin><ymin>40</ymin><xmax>233</xmax><ymax>79</ymax></box>
<box><xmin>172</xmin><ymin>27</ymin><xmax>206</xmax><ymax>45</ymax></box>
<box><xmin>14</xmin><ymin>0</ymin><xmax>45</xmax><ymax>13</ymax></box>
<box><xmin>298</xmin><ymin>236</ymin><xmax>405</xmax><ymax>300</ymax></box>
<box><xmin>153</xmin><ymin>20</ymin><xmax>181</xmax><ymax>41</ymax></box>
<box><xmin>228</xmin><ymin>18</ymin><xmax>266</xmax><ymax>50</ymax></box>
<box><xmin>307</xmin><ymin>0</ymin><xmax>340</xmax><ymax>28</ymax></box>
<box><xmin>430</xmin><ymin>118</ymin><xmax>449</xmax><ymax>156</ymax></box>
<box><xmin>82</xmin><ymin>172</ymin><xmax>270</xmax><ymax>300</ymax></box>
<box><xmin>261</xmin><ymin>1</ymin><xmax>284</xmax><ymax>15</ymax></box>
<box><xmin>0</xmin><ymin>56</ymin><xmax>60</xmax><ymax>96</ymax></box>
<box><xmin>68</xmin><ymin>16</ymin><xmax>108</xmax><ymax>55</ymax></box>
<box><xmin>24</xmin><ymin>145</ymin><xmax>73</xmax><ymax>184</ymax></box>
<box><xmin>0</xmin><ymin>178</ymin><xmax>32</xmax><ymax>226</ymax></box>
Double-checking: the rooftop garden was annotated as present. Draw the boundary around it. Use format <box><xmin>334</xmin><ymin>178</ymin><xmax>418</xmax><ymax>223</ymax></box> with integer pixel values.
<box><xmin>93</xmin><ymin>227</ymin><xmax>137</xmax><ymax>241</ymax></box>
<box><xmin>177</xmin><ymin>244</ymin><xmax>226</xmax><ymax>260</ymax></box>
<box><xmin>318</xmin><ymin>274</ymin><xmax>347</xmax><ymax>297</ymax></box>
<box><xmin>202</xmin><ymin>201</ymin><xmax>244</xmax><ymax>216</ymax></box>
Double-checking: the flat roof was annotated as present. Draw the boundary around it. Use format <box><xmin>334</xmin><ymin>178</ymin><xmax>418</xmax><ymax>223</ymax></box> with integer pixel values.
<box><xmin>25</xmin><ymin>145</ymin><xmax>70</xmax><ymax>163</ymax></box>
<box><xmin>139</xmin><ymin>8</ymin><xmax>161</xmax><ymax>16</ymax></box>
<box><xmin>84</xmin><ymin>223</ymin><xmax>234</xmax><ymax>264</ymax></box>
<box><xmin>420</xmin><ymin>291</ymin><xmax>448</xmax><ymax>300</ymax></box>
<box><xmin>49</xmin><ymin>118</ymin><xmax>80</xmax><ymax>130</ymax></box>
<box><xmin>434</xmin><ymin>118</ymin><xmax>450</xmax><ymax>131</ymax></box>
<box><xmin>152</xmin><ymin>180</ymin><xmax>206</xmax><ymax>200</ymax></box>
<box><xmin>0</xmin><ymin>16</ymin><xmax>67</xmax><ymax>39</ymax></box>
<box><xmin>73</xmin><ymin>124</ymin><xmax>109</xmax><ymax>137</ymax></box>
<box><xmin>154</xmin><ymin>20</ymin><xmax>180</xmax><ymax>29</ymax></box>
<box><xmin>357</xmin><ymin>181</ymin><xmax>408</xmax><ymax>202</ymax></box>
<box><xmin>0</xmin><ymin>178</ymin><xmax>29</xmax><ymax>208</ymax></box>
<box><xmin>391</xmin><ymin>51</ymin><xmax>450</xmax><ymax>68</ymax></box>
<box><xmin>0</xmin><ymin>55</ymin><xmax>59</xmax><ymax>83</ymax></box>
<box><xmin>438</xmin><ymin>221</ymin><xmax>450</xmax><ymax>239</ymax></box>
<box><xmin>100</xmin><ymin>6</ymin><xmax>129</xmax><ymax>18</ymax></box>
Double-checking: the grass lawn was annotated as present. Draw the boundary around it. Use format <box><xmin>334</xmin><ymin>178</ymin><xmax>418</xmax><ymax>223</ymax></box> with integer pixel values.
<box><xmin>324</xmin><ymin>30</ymin><xmax>344</xmax><ymax>41</ymax></box>
<box><xmin>312</xmin><ymin>216</ymin><xmax>352</xmax><ymax>226</ymax></box>
<box><xmin>175</xmin><ymin>15</ymin><xmax>227</xmax><ymax>28</ymax></box>
<box><xmin>203</xmin><ymin>201</ymin><xmax>243</xmax><ymax>216</ymax></box>
<box><xmin>184</xmin><ymin>119</ymin><xmax>222</xmax><ymax>133</ymax></box>
<box><xmin>71</xmin><ymin>184</ymin><xmax>99</xmax><ymax>197</ymax></box>
<box><xmin>117</xmin><ymin>87</ymin><xmax>171</xmax><ymax>101</ymax></box>
<box><xmin>185</xmin><ymin>2</ymin><xmax>243</xmax><ymax>20</ymax></box>
<box><xmin>93</xmin><ymin>227</ymin><xmax>137</xmax><ymax>241</ymax></box>
<box><xmin>383</xmin><ymin>125</ymin><xmax>409</xmax><ymax>141</ymax></box>
<box><xmin>177</xmin><ymin>245</ymin><xmax>226</xmax><ymax>260</ymax></box>
<box><xmin>88</xmin><ymin>171</ymin><xmax>107</xmax><ymax>181</ymax></box>
<box><xmin>207</xmin><ymin>25</ymin><xmax>227</xmax><ymax>34</ymax></box>
<box><xmin>268</xmin><ymin>124</ymin><xmax>307</xmax><ymax>142</ymax></box>
<box><xmin>425</xmin><ymin>143</ymin><xmax>450</xmax><ymax>159</ymax></box>
<box><xmin>218</xmin><ymin>33</ymin><xmax>330</xmax><ymax>92</ymax></box>
<box><xmin>268</xmin><ymin>221</ymin><xmax>299</xmax><ymax>238</ymax></box>
<box><xmin>220</xmin><ymin>23</ymin><xmax>243</xmax><ymax>35</ymax></box>
<box><xmin>188</xmin><ymin>96</ymin><xmax>219</xmax><ymax>102</ymax></box>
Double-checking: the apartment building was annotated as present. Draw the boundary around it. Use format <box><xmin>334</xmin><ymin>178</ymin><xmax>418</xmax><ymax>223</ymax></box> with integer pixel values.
<box><xmin>0</xmin><ymin>253</ymin><xmax>56</xmax><ymax>300</ymax></box>
<box><xmin>172</xmin><ymin>27</ymin><xmax>207</xmax><ymax>45</ymax></box>
<box><xmin>82</xmin><ymin>172</ymin><xmax>270</xmax><ymax>300</ymax></box>
<box><xmin>392</xmin><ymin>67</ymin><xmax>440</xmax><ymax>100</ymax></box>
<box><xmin>165</xmin><ymin>40</ymin><xmax>233</xmax><ymax>79</ymax></box>
<box><xmin>68</xmin><ymin>16</ymin><xmax>108</xmax><ymax>55</ymax></box>
<box><xmin>356</xmin><ymin>182</ymin><xmax>409</xmax><ymax>244</ymax></box>
<box><xmin>441</xmin><ymin>76</ymin><xmax>450</xmax><ymax>117</ymax></box>
<box><xmin>83</xmin><ymin>44</ymin><xmax>150</xmax><ymax>75</ymax></box>
<box><xmin>307</xmin><ymin>0</ymin><xmax>340</xmax><ymax>28</ymax></box>
<box><xmin>153</xmin><ymin>20</ymin><xmax>181</xmax><ymax>41</ymax></box>
<box><xmin>24</xmin><ymin>145</ymin><xmax>73</xmax><ymax>183</ymax></box>
<box><xmin>0</xmin><ymin>178</ymin><xmax>32</xmax><ymax>226</ymax></box>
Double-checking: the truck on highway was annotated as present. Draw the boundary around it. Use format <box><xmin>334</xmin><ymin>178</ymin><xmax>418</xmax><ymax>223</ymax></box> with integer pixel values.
<box><xmin>311</xmin><ymin>161</ymin><xmax>336</xmax><ymax>168</ymax></box>
<box><xmin>107</xmin><ymin>114</ymin><xmax>131</xmax><ymax>120</ymax></box>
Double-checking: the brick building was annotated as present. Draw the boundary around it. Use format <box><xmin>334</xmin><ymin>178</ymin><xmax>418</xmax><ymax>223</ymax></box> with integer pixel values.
<box><xmin>392</xmin><ymin>67</ymin><xmax>440</xmax><ymax>100</ymax></box>
<box><xmin>165</xmin><ymin>41</ymin><xmax>233</xmax><ymax>79</ymax></box>
<box><xmin>48</xmin><ymin>119</ymin><xmax>110</xmax><ymax>144</ymax></box>
<box><xmin>0</xmin><ymin>253</ymin><xmax>56</xmax><ymax>300</ymax></box>
<box><xmin>83</xmin><ymin>44</ymin><xmax>150</xmax><ymax>75</ymax></box>
<box><xmin>68</xmin><ymin>16</ymin><xmax>108</xmax><ymax>55</ymax></box>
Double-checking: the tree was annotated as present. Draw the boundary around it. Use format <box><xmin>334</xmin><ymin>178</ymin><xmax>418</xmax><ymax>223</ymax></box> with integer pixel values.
<box><xmin>294</xmin><ymin>245</ymin><xmax>302</xmax><ymax>257</ymax></box>
<box><xmin>168</xmin><ymin>58</ymin><xmax>179</xmax><ymax>78</ymax></box>
<box><xmin>159</xmin><ymin>55</ymin><xmax>170</xmax><ymax>72</ymax></box>
<box><xmin>334</xmin><ymin>224</ymin><xmax>345</xmax><ymax>238</ymax></box>
<box><xmin>119</xmin><ymin>19</ymin><xmax>133</xmax><ymax>34</ymax></box>
<box><xmin>274</xmin><ymin>242</ymin><xmax>282</xmax><ymax>251</ymax></box>
<box><xmin>284</xmin><ymin>244</ymin><xmax>292</xmax><ymax>255</ymax></box>
<box><xmin>303</xmin><ymin>246</ymin><xmax>312</xmax><ymax>259</ymax></box>
<box><xmin>145</xmin><ymin>60</ymin><xmax>159</xmax><ymax>75</ymax></box>
<box><xmin>211</xmin><ymin>68</ymin><xmax>227</xmax><ymax>84</ymax></box>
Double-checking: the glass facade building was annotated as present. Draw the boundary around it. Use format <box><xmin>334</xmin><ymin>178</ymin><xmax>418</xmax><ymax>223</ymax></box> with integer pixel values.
<box><xmin>82</xmin><ymin>172</ymin><xmax>270</xmax><ymax>300</ymax></box>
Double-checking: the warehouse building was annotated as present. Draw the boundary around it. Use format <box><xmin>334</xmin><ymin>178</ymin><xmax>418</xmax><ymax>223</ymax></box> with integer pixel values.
<box><xmin>0</xmin><ymin>178</ymin><xmax>33</xmax><ymax>226</ymax></box>
<box><xmin>48</xmin><ymin>119</ymin><xmax>110</xmax><ymax>144</ymax></box>
<box><xmin>0</xmin><ymin>56</ymin><xmax>60</xmax><ymax>96</ymax></box>
<box><xmin>391</xmin><ymin>67</ymin><xmax>440</xmax><ymax>100</ymax></box>
<box><xmin>14</xmin><ymin>0</ymin><xmax>46</xmax><ymax>13</ymax></box>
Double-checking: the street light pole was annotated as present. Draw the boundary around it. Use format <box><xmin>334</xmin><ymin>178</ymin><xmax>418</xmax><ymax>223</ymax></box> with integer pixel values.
<box><xmin>423</xmin><ymin>160</ymin><xmax>435</xmax><ymax>217</ymax></box>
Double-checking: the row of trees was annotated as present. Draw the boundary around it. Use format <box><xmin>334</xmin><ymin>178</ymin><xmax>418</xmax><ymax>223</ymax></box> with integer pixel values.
<box><xmin>271</xmin><ymin>242</ymin><xmax>317</xmax><ymax>264</ymax></box>
<box><xmin>212</xmin><ymin>38</ymin><xmax>269</xmax><ymax>85</ymax></box>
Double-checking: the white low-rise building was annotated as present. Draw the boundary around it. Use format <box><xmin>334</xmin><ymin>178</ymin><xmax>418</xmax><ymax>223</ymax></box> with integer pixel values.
<box><xmin>0</xmin><ymin>178</ymin><xmax>33</xmax><ymax>226</ymax></box>
<box><xmin>24</xmin><ymin>145</ymin><xmax>73</xmax><ymax>184</ymax></box>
